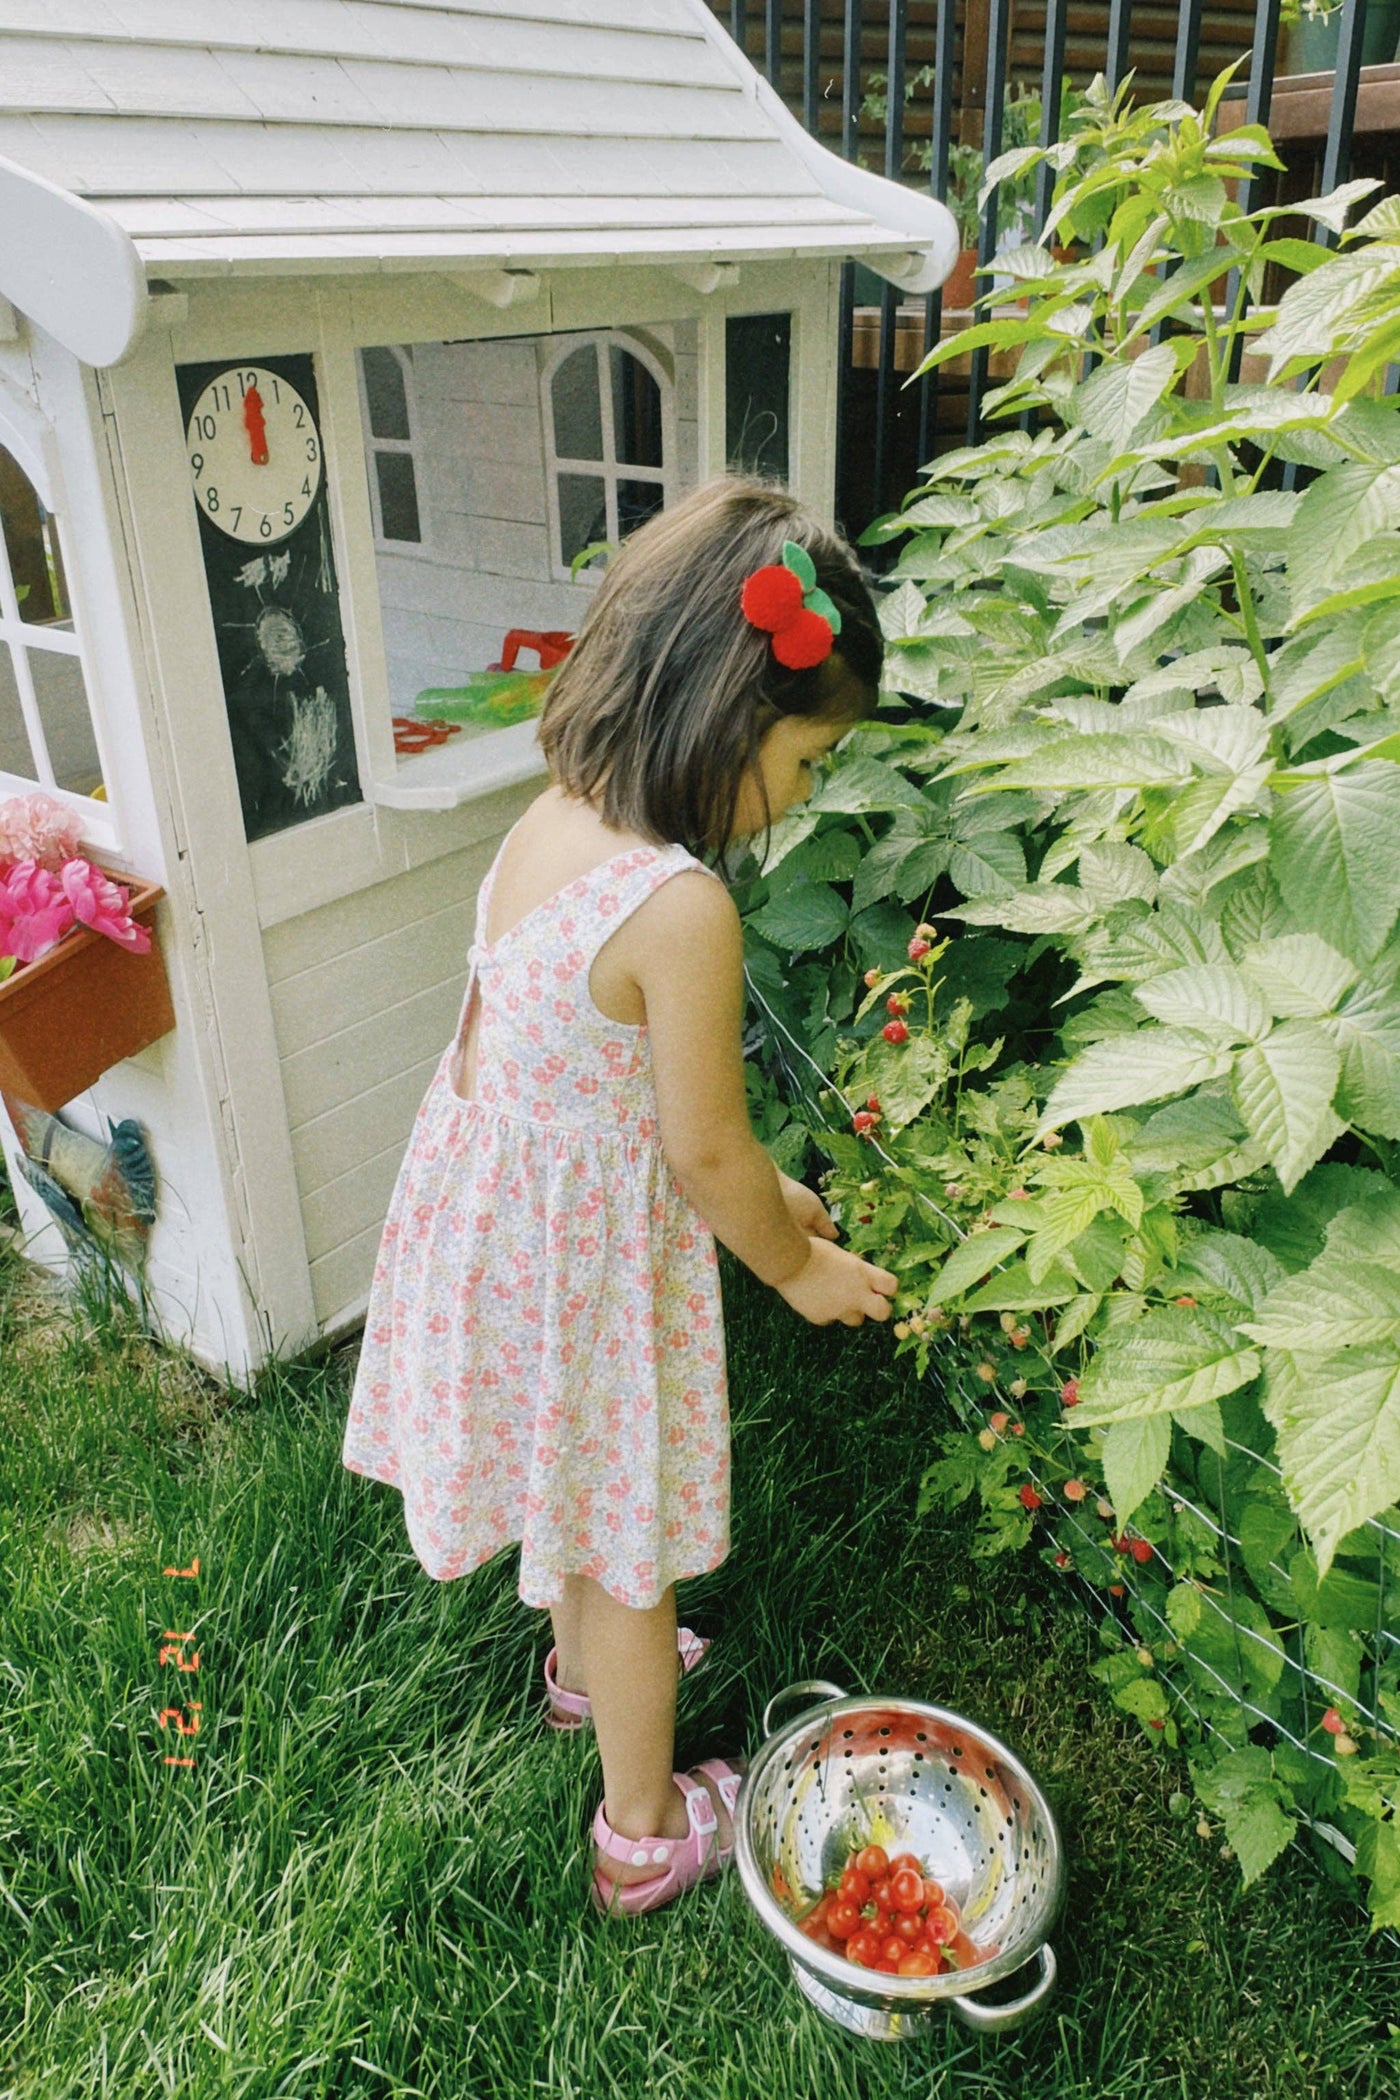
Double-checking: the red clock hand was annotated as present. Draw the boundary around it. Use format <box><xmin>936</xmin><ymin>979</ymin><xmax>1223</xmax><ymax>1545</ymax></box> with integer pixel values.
<box><xmin>243</xmin><ymin>384</ymin><xmax>270</xmax><ymax>466</ymax></box>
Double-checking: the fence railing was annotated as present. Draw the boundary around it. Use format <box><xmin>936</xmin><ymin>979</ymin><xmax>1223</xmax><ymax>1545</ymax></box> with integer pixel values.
<box><xmin>715</xmin><ymin>0</ymin><xmax>1394</xmax><ymax>538</ymax></box>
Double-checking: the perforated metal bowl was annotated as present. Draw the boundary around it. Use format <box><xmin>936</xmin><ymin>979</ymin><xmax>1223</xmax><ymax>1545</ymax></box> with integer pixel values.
<box><xmin>734</xmin><ymin>1682</ymin><xmax>1063</xmax><ymax>2042</ymax></box>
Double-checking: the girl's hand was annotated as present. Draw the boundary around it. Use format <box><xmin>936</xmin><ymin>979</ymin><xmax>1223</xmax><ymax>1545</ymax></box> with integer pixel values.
<box><xmin>776</xmin><ymin>1237</ymin><xmax>899</xmax><ymax>1328</ymax></box>
<box><xmin>778</xmin><ymin>1172</ymin><xmax>839</xmax><ymax>1242</ymax></box>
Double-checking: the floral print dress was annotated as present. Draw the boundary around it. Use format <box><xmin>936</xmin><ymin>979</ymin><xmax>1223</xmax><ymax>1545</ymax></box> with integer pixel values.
<box><xmin>342</xmin><ymin>825</ymin><xmax>730</xmax><ymax>1611</ymax></box>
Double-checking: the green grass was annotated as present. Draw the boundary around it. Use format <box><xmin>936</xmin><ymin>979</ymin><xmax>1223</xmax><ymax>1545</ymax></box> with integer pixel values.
<box><xmin>2</xmin><ymin>1231</ymin><xmax>1399</xmax><ymax>2100</ymax></box>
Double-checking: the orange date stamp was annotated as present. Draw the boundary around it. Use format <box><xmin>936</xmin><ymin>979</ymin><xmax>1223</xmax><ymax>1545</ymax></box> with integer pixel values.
<box><xmin>157</xmin><ymin>1553</ymin><xmax>202</xmax><ymax>1767</ymax></box>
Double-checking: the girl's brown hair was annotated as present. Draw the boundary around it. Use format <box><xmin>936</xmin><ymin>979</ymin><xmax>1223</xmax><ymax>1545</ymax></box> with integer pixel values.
<box><xmin>537</xmin><ymin>475</ymin><xmax>883</xmax><ymax>857</ymax></box>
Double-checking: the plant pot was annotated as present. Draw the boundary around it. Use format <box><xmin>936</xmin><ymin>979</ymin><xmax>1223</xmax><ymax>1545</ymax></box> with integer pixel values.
<box><xmin>940</xmin><ymin>249</ymin><xmax>981</xmax><ymax>312</ymax></box>
<box><xmin>0</xmin><ymin>873</ymin><xmax>174</xmax><ymax>1112</ymax></box>
<box><xmin>1282</xmin><ymin>0</ymin><xmax>1400</xmax><ymax>74</ymax></box>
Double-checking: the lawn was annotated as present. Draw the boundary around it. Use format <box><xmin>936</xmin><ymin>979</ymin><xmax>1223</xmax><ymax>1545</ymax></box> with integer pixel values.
<box><xmin>2</xmin><ymin>1203</ymin><xmax>1399</xmax><ymax>2100</ymax></box>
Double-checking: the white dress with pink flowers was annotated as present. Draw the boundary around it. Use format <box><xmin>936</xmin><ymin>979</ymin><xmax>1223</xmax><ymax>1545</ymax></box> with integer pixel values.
<box><xmin>341</xmin><ymin>828</ymin><xmax>730</xmax><ymax>1611</ymax></box>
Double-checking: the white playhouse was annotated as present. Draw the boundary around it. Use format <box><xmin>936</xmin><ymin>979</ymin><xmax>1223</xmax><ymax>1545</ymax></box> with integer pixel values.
<box><xmin>0</xmin><ymin>0</ymin><xmax>955</xmax><ymax>1378</ymax></box>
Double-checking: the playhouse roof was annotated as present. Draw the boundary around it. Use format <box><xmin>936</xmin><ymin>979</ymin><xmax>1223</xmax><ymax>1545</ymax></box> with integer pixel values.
<box><xmin>0</xmin><ymin>0</ymin><xmax>956</xmax><ymax>348</ymax></box>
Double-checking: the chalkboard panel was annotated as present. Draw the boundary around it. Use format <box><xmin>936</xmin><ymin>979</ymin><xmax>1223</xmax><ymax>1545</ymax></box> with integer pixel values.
<box><xmin>177</xmin><ymin>353</ymin><xmax>362</xmax><ymax>844</ymax></box>
<box><xmin>726</xmin><ymin>313</ymin><xmax>791</xmax><ymax>483</ymax></box>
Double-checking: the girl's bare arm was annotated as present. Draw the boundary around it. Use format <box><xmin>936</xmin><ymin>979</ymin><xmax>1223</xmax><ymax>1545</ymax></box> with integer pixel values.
<box><xmin>633</xmin><ymin>875</ymin><xmax>897</xmax><ymax>1323</ymax></box>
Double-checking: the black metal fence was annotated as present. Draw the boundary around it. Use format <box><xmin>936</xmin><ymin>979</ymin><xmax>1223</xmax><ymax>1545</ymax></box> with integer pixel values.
<box><xmin>717</xmin><ymin>0</ymin><xmax>1394</xmax><ymax>538</ymax></box>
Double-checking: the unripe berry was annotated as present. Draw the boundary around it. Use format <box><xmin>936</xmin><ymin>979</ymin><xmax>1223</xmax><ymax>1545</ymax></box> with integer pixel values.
<box><xmin>999</xmin><ymin>1311</ymin><xmax>1017</xmax><ymax>1334</ymax></box>
<box><xmin>1040</xmin><ymin>1131</ymin><xmax>1063</xmax><ymax>1149</ymax></box>
<box><xmin>1060</xmin><ymin>1379</ymin><xmax>1080</xmax><ymax>1407</ymax></box>
<box><xmin>1136</xmin><ymin>1646</ymin><xmax>1154</xmax><ymax>1668</ymax></box>
<box><xmin>1097</xmin><ymin>1498</ymin><xmax>1115</xmax><ymax>1520</ymax></box>
<box><xmin>975</xmin><ymin>1360</ymin><xmax>998</xmax><ymax>1383</ymax></box>
<box><xmin>1321</xmin><ymin>1708</ymin><xmax>1345</xmax><ymax>1735</ymax></box>
<box><xmin>1010</xmin><ymin>1421</ymin><xmax>1025</xmax><ymax>1436</ymax></box>
<box><xmin>908</xmin><ymin>937</ymin><xmax>931</xmax><ymax>961</ymax></box>
<box><xmin>989</xmin><ymin>1411</ymin><xmax>1010</xmax><ymax>1432</ymax></box>
<box><xmin>1063</xmin><ymin>1478</ymin><xmax>1088</xmax><ymax>1502</ymax></box>
<box><xmin>864</xmin><ymin>968</ymin><xmax>881</xmax><ymax>988</ymax></box>
<box><xmin>1009</xmin><ymin>1378</ymin><xmax>1028</xmax><ymax>1399</ymax></box>
<box><xmin>977</xmin><ymin>1428</ymin><xmax>997</xmax><ymax>1451</ymax></box>
<box><xmin>915</xmin><ymin>922</ymin><xmax>937</xmax><ymax>940</ymax></box>
<box><xmin>1335</xmin><ymin>1732</ymin><xmax>1359</xmax><ymax>1756</ymax></box>
<box><xmin>893</xmin><ymin>1320</ymin><xmax>911</xmax><ymax>1340</ymax></box>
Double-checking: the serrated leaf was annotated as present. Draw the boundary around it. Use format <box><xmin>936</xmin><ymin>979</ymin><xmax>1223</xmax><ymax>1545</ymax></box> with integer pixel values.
<box><xmin>930</xmin><ymin>1225</ymin><xmax>1029</xmax><ymax>1301</ymax></box>
<box><xmin>1053</xmin><ymin>1291</ymin><xmax>1101</xmax><ymax>1349</ymax></box>
<box><xmin>1134</xmin><ymin>964</ymin><xmax>1272</xmax><ymax>1043</ymax></box>
<box><xmin>1074</xmin><ymin>342</ymin><xmax>1178</xmax><ymax>453</ymax></box>
<box><xmin>1041</xmin><ymin>1029</ymin><xmax>1237</xmax><ymax>1130</ymax></box>
<box><xmin>1172</xmin><ymin>1229</ymin><xmax>1288</xmax><ymax>1315</ymax></box>
<box><xmin>1240</xmin><ymin>1256</ymin><xmax>1400</xmax><ymax>1353</ymax></box>
<box><xmin>959</xmin><ymin>1258</ymin><xmax>1081</xmax><ymax>1312</ymax></box>
<box><xmin>1262</xmin><ymin>1344</ymin><xmax>1400</xmax><ymax>1579</ymax></box>
<box><xmin>1271</xmin><ymin>763</ymin><xmax>1400</xmax><ymax>964</ymax></box>
<box><xmin>954</xmin><ymin>885</ymin><xmax>1101</xmax><ymax>935</ymax></box>
<box><xmin>1173</xmin><ymin>1399</ymin><xmax>1227</xmax><ymax>1454</ymax></box>
<box><xmin>748</xmin><ymin>881</ymin><xmax>849</xmax><ymax>953</ymax></box>
<box><xmin>1231</xmin><ymin>1020</ymin><xmax>1345</xmax><ymax>1194</ymax></box>
<box><xmin>1239</xmin><ymin>934</ymin><xmax>1359</xmax><ymax>1020</ymax></box>
<box><xmin>1101</xmin><ymin>1413</ymin><xmax>1172</xmax><ymax>1524</ymax></box>
<box><xmin>1078</xmin><ymin>842</ymin><xmax>1159</xmax><ymax>909</ymax></box>
<box><xmin>1287</xmin><ymin>461</ymin><xmax>1400</xmax><ymax>608</ymax></box>
<box><xmin>1073</xmin><ymin>1305</ymin><xmax>1260</xmax><ymax>1422</ymax></box>
<box><xmin>878</xmin><ymin>579</ymin><xmax>931</xmax><ymax>640</ymax></box>
<box><xmin>1166</xmin><ymin>1582</ymin><xmax>1204</xmax><ymax>1638</ymax></box>
<box><xmin>949</xmin><ymin>830</ymin><xmax>1026</xmax><ymax>898</ymax></box>
<box><xmin>1326</xmin><ymin>977</ymin><xmax>1400</xmax><ymax>1138</ymax></box>
<box><xmin>808</xmin><ymin>755</ymin><xmax>931</xmax><ymax>816</ymax></box>
<box><xmin>974</xmin><ymin>733</ymin><xmax>1196</xmax><ymax>792</ymax></box>
<box><xmin>1224</xmin><ymin>1790</ymin><xmax>1296</xmax><ymax>1885</ymax></box>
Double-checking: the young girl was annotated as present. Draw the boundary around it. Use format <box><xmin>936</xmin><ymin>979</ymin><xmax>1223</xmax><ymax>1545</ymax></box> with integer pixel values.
<box><xmin>342</xmin><ymin>476</ymin><xmax>898</xmax><ymax>1917</ymax></box>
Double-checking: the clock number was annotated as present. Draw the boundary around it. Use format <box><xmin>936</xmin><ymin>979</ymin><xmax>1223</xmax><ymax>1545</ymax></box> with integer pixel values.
<box><xmin>237</xmin><ymin>370</ymin><xmax>259</xmax><ymax>395</ymax></box>
<box><xmin>205</xmin><ymin>487</ymin><xmax>219</xmax><ymax>513</ymax></box>
<box><xmin>231</xmin><ymin>506</ymin><xmax>242</xmax><ymax>529</ymax></box>
<box><xmin>190</xmin><ymin>452</ymin><xmax>203</xmax><ymax>477</ymax></box>
<box><xmin>305</xmin><ymin>438</ymin><xmax>319</xmax><ymax>463</ymax></box>
<box><xmin>194</xmin><ymin>414</ymin><xmax>217</xmax><ymax>441</ymax></box>
<box><xmin>268</xmin><ymin>377</ymin><xmax>281</xmax><ymax>403</ymax></box>
<box><xmin>283</xmin><ymin>502</ymin><xmax>295</xmax><ymax>526</ymax></box>
<box><xmin>301</xmin><ymin>479</ymin><xmax>312</xmax><ymax>497</ymax></box>
<box><xmin>292</xmin><ymin>403</ymin><xmax>306</xmax><ymax>429</ymax></box>
<box><xmin>259</xmin><ymin>516</ymin><xmax>273</xmax><ymax>538</ymax></box>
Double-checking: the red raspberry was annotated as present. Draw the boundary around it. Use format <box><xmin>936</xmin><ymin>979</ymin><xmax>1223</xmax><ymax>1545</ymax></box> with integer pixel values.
<box><xmin>1060</xmin><ymin>1379</ymin><xmax>1080</xmax><ymax>1407</ymax></box>
<box><xmin>1129</xmin><ymin>1537</ymin><xmax>1153</xmax><ymax>1564</ymax></box>
<box><xmin>1173</xmin><ymin>1295</ymin><xmax>1197</xmax><ymax>1308</ymax></box>
<box><xmin>886</xmin><ymin>993</ymin><xmax>910</xmax><ymax>1015</ymax></box>
<box><xmin>1108</xmin><ymin>1583</ymin><xmax>1126</xmax><ymax>1598</ymax></box>
<box><xmin>1053</xmin><ymin>1551</ymin><xmax>1071</xmax><ymax>1569</ymax></box>
<box><xmin>908</xmin><ymin>937</ymin><xmax>931</xmax><ymax>961</ymax></box>
<box><xmin>1010</xmin><ymin>1421</ymin><xmax>1025</xmax><ymax>1435</ymax></box>
<box><xmin>852</xmin><ymin>1111</ymin><xmax>879</xmax><ymax>1135</ymax></box>
<box><xmin>1019</xmin><ymin>1484</ymin><xmax>1042</xmax><ymax>1510</ymax></box>
<box><xmin>1147</xmin><ymin>1717</ymin><xmax>1165</xmax><ymax>1730</ymax></box>
<box><xmin>1005</xmin><ymin>1188</ymin><xmax>1031</xmax><ymax>1200</ymax></box>
<box><xmin>1321</xmin><ymin>1708</ymin><xmax>1345</xmax><ymax>1736</ymax></box>
<box><xmin>883</xmin><ymin>1019</ymin><xmax>910</xmax><ymax>1044</ymax></box>
<box><xmin>866</xmin><ymin>1094</ymin><xmax>881</xmax><ymax>1113</ymax></box>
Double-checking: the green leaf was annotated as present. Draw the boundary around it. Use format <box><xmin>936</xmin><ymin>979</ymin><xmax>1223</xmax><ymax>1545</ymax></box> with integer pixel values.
<box><xmin>1252</xmin><ymin>1161</ymin><xmax>1392</xmax><ymax>1270</ymax></box>
<box><xmin>929</xmin><ymin>1225</ymin><xmax>1029</xmax><ymax>1302</ymax></box>
<box><xmin>948</xmin><ymin>830</ymin><xmax>1026</xmax><ymax>898</ymax></box>
<box><xmin>1326</xmin><ymin>976</ymin><xmax>1400</xmax><ymax>1139</ymax></box>
<box><xmin>1052</xmin><ymin>1291</ymin><xmax>1101</xmax><ymax>1349</ymax></box>
<box><xmin>1166</xmin><ymin>1582</ymin><xmax>1204</xmax><ymax>1638</ymax></box>
<box><xmin>1073</xmin><ymin>342</ymin><xmax>1178</xmax><ymax>454</ymax></box>
<box><xmin>803</xmin><ymin>584</ymin><xmax>842</xmax><ymax>632</ymax></box>
<box><xmin>972</xmin><ymin>732</ymin><xmax>1195</xmax><ymax>792</ymax></box>
<box><xmin>1287</xmin><ymin>462</ymin><xmax>1400</xmax><ymax>609</ymax></box>
<box><xmin>1134</xmin><ymin>964</ymin><xmax>1272</xmax><ymax>1044</ymax></box>
<box><xmin>808</xmin><ymin>755</ymin><xmax>931</xmax><ymax>817</ymax></box>
<box><xmin>1231</xmin><ymin>1020</ymin><xmax>1345</xmax><ymax>1194</ymax></box>
<box><xmin>955</xmin><ymin>885</ymin><xmax>1101</xmax><ymax>936</ymax></box>
<box><xmin>1241</xmin><ymin>1263</ymin><xmax>1400</xmax><ymax>1357</ymax></box>
<box><xmin>1074</xmin><ymin>1305</ymin><xmax>1260</xmax><ymax>1423</ymax></box>
<box><xmin>959</xmin><ymin>1258</ymin><xmax>1081</xmax><ymax>1313</ymax></box>
<box><xmin>1271</xmin><ymin>763</ymin><xmax>1400</xmax><ymax>964</ymax></box>
<box><xmin>1263</xmin><ymin>1344</ymin><xmax>1400</xmax><ymax>1579</ymax></box>
<box><xmin>1172</xmin><ymin>1230</ymin><xmax>1287</xmax><ymax>1316</ymax></box>
<box><xmin>1041</xmin><ymin>1030</ymin><xmax>1237</xmax><ymax>1130</ymax></box>
<box><xmin>1224</xmin><ymin>1789</ymin><xmax>1297</xmax><ymax>1886</ymax></box>
<box><xmin>1101</xmin><ymin>1413</ymin><xmax>1172</xmax><ymax>1525</ymax></box>
<box><xmin>1239</xmin><ymin>935</ymin><xmax>1359</xmax><ymax>1020</ymax></box>
<box><xmin>748</xmin><ymin>882</ymin><xmax>849</xmax><ymax>953</ymax></box>
<box><xmin>782</xmin><ymin>539</ymin><xmax>817</xmax><ymax>590</ymax></box>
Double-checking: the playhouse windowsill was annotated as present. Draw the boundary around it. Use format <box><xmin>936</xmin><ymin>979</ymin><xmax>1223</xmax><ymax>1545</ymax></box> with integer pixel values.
<box><xmin>367</xmin><ymin>717</ymin><xmax>548</xmax><ymax>811</ymax></box>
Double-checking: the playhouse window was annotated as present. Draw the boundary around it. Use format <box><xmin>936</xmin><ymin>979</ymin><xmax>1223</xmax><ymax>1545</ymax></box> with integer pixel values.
<box><xmin>544</xmin><ymin>337</ymin><xmax>669</xmax><ymax>572</ymax></box>
<box><xmin>359</xmin><ymin>347</ymin><xmax>423</xmax><ymax>546</ymax></box>
<box><xmin>726</xmin><ymin>313</ymin><xmax>791</xmax><ymax>484</ymax></box>
<box><xmin>0</xmin><ymin>445</ymin><xmax>105</xmax><ymax>801</ymax></box>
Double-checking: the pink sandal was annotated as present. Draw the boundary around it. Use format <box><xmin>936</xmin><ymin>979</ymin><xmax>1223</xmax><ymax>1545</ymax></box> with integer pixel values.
<box><xmin>590</xmin><ymin>1758</ymin><xmax>744</xmax><ymax>1917</ymax></box>
<box><xmin>543</xmin><ymin>1626</ymin><xmax>711</xmax><ymax>1733</ymax></box>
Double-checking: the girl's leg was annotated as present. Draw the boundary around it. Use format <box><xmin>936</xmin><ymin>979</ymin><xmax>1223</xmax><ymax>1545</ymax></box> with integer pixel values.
<box><xmin>579</xmin><ymin>1576</ymin><xmax>736</xmax><ymax>1889</ymax></box>
<box><xmin>548</xmin><ymin>1572</ymin><xmax>588</xmax><ymax>1696</ymax></box>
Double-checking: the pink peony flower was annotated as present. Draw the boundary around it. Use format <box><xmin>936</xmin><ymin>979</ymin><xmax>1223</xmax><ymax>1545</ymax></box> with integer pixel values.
<box><xmin>58</xmin><ymin>858</ymin><xmax>151</xmax><ymax>954</ymax></box>
<box><xmin>0</xmin><ymin>791</ymin><xmax>85</xmax><ymax>871</ymax></box>
<box><xmin>0</xmin><ymin>860</ymin><xmax>76</xmax><ymax>963</ymax></box>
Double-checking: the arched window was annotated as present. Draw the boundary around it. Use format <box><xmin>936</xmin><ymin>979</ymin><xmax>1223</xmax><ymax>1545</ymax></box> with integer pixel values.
<box><xmin>542</xmin><ymin>335</ymin><xmax>671</xmax><ymax>576</ymax></box>
<box><xmin>358</xmin><ymin>346</ymin><xmax>423</xmax><ymax>546</ymax></box>
<box><xmin>0</xmin><ymin>444</ymin><xmax>105</xmax><ymax>801</ymax></box>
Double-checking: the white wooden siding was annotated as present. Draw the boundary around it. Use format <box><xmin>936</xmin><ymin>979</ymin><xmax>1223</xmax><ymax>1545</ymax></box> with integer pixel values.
<box><xmin>263</xmin><ymin>829</ymin><xmax>508</xmax><ymax>1323</ymax></box>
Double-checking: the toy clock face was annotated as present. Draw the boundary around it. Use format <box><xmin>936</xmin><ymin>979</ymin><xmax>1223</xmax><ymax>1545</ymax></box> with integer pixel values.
<box><xmin>186</xmin><ymin>364</ymin><xmax>323</xmax><ymax>544</ymax></box>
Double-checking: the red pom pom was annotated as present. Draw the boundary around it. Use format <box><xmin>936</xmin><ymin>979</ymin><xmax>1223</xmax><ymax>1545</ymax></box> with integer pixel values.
<box><xmin>740</xmin><ymin>564</ymin><xmax>805</xmax><ymax>632</ymax></box>
<box><xmin>771</xmin><ymin>607</ymin><xmax>835</xmax><ymax>670</ymax></box>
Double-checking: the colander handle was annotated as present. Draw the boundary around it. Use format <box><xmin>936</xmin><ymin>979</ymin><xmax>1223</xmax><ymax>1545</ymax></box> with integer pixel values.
<box><xmin>760</xmin><ymin>1680</ymin><xmax>848</xmax><ymax>1739</ymax></box>
<box><xmin>949</xmin><ymin>1943</ymin><xmax>1057</xmax><ymax>2032</ymax></box>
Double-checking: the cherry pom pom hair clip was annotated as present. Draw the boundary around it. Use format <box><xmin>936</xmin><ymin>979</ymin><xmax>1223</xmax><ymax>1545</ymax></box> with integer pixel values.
<box><xmin>740</xmin><ymin>540</ymin><xmax>844</xmax><ymax>670</ymax></box>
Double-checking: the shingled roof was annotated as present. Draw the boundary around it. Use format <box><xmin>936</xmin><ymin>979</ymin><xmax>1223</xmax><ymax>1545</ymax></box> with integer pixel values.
<box><xmin>0</xmin><ymin>0</ymin><xmax>956</xmax><ymax>297</ymax></box>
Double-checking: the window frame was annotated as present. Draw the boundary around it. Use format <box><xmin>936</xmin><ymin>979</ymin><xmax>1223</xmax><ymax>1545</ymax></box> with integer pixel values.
<box><xmin>356</xmin><ymin>345</ymin><xmax>428</xmax><ymax>556</ymax></box>
<box><xmin>540</xmin><ymin>331</ymin><xmax>674</xmax><ymax>582</ymax></box>
<box><xmin>0</xmin><ymin>397</ymin><xmax>117</xmax><ymax>847</ymax></box>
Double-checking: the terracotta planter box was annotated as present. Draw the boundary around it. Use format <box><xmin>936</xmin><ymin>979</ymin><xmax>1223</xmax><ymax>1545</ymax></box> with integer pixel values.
<box><xmin>0</xmin><ymin>872</ymin><xmax>174</xmax><ymax>1112</ymax></box>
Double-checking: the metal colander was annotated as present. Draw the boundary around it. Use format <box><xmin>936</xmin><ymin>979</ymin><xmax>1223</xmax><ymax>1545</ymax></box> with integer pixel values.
<box><xmin>734</xmin><ymin>1682</ymin><xmax>1063</xmax><ymax>2042</ymax></box>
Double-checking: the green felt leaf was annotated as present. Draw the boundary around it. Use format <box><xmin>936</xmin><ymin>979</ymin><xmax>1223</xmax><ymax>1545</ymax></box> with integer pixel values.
<box><xmin>782</xmin><ymin>539</ymin><xmax>817</xmax><ymax>590</ymax></box>
<box><xmin>803</xmin><ymin>584</ymin><xmax>843</xmax><ymax>633</ymax></box>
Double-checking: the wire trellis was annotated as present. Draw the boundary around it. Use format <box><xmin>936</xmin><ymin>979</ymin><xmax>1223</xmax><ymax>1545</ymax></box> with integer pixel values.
<box><xmin>743</xmin><ymin>962</ymin><xmax>1400</xmax><ymax>1913</ymax></box>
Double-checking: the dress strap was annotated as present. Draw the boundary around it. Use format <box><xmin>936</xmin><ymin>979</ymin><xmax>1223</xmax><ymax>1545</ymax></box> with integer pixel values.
<box><xmin>572</xmin><ymin>844</ymin><xmax>724</xmax><ymax>962</ymax></box>
<box><xmin>452</xmin><ymin>818</ymin><xmax>523</xmax><ymax>1041</ymax></box>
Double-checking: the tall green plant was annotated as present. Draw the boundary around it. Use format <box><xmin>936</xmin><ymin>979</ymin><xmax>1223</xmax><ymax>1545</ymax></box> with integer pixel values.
<box><xmin>738</xmin><ymin>70</ymin><xmax>1400</xmax><ymax>1928</ymax></box>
